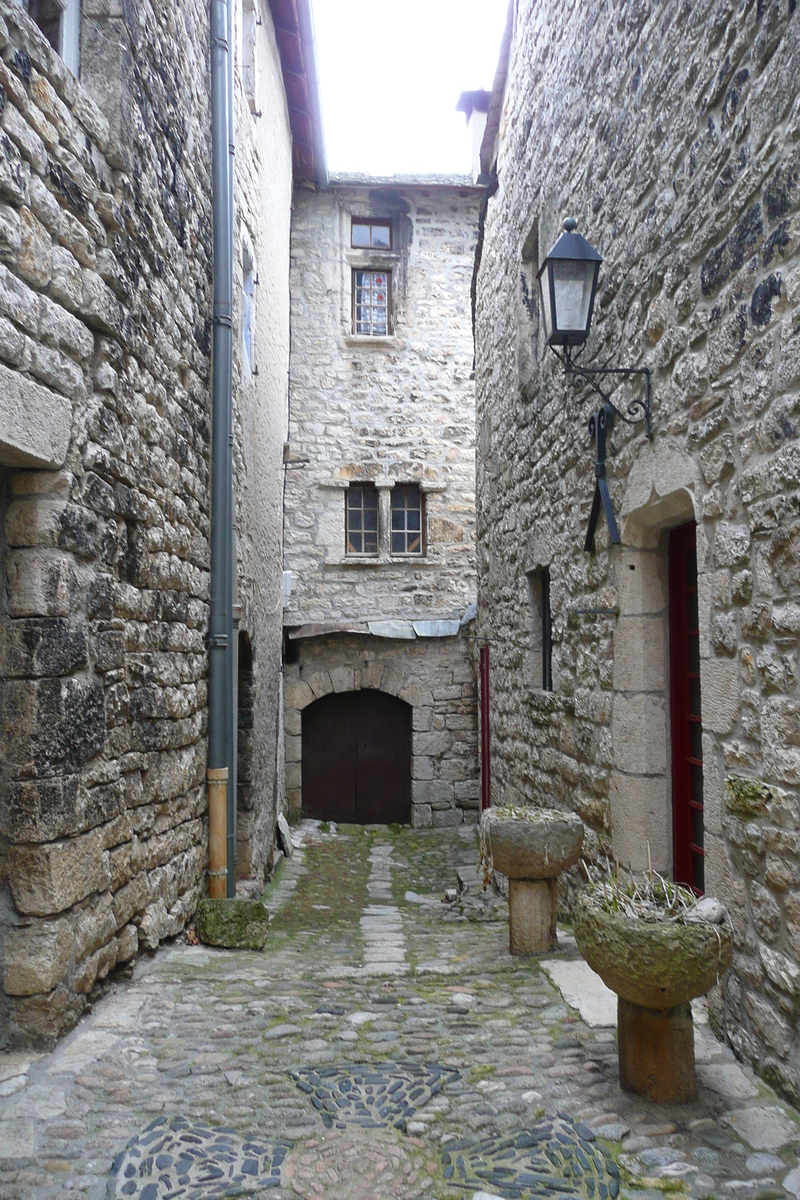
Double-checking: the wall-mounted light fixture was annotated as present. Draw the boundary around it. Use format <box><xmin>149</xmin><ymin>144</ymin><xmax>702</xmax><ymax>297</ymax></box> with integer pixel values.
<box><xmin>537</xmin><ymin>218</ymin><xmax>652</xmax><ymax>552</ymax></box>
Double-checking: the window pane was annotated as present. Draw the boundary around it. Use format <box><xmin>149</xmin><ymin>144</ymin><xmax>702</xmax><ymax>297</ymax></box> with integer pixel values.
<box><xmin>372</xmin><ymin>223</ymin><xmax>391</xmax><ymax>248</ymax></box>
<box><xmin>352</xmin><ymin>269</ymin><xmax>391</xmax><ymax>336</ymax></box>
<box><xmin>352</xmin><ymin>222</ymin><xmax>371</xmax><ymax>247</ymax></box>
<box><xmin>346</xmin><ymin>486</ymin><xmax>378</xmax><ymax>555</ymax></box>
<box><xmin>390</xmin><ymin>486</ymin><xmax>422</xmax><ymax>554</ymax></box>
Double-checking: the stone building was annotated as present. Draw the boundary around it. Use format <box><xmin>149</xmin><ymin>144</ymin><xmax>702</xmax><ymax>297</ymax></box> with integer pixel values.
<box><xmin>283</xmin><ymin>177</ymin><xmax>483</xmax><ymax>828</ymax></box>
<box><xmin>474</xmin><ymin>0</ymin><xmax>800</xmax><ymax>1101</ymax></box>
<box><xmin>0</xmin><ymin>0</ymin><xmax>324</xmax><ymax>1044</ymax></box>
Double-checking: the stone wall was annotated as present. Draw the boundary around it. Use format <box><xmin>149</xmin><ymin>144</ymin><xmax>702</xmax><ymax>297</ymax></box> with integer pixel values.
<box><xmin>283</xmin><ymin>181</ymin><xmax>483</xmax><ymax>824</ymax></box>
<box><xmin>284</xmin><ymin>632</ymin><xmax>479</xmax><ymax>827</ymax></box>
<box><xmin>475</xmin><ymin>0</ymin><xmax>800</xmax><ymax>1100</ymax></box>
<box><xmin>230</xmin><ymin>1</ymin><xmax>292</xmax><ymax>882</ymax></box>
<box><xmin>0</xmin><ymin>0</ymin><xmax>291</xmax><ymax>1044</ymax></box>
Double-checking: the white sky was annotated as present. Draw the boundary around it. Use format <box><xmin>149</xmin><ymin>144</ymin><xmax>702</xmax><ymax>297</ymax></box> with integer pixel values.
<box><xmin>311</xmin><ymin>0</ymin><xmax>509</xmax><ymax>176</ymax></box>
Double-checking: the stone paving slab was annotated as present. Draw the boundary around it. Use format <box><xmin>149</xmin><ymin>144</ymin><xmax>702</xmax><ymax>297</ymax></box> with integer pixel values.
<box><xmin>0</xmin><ymin>823</ymin><xmax>799</xmax><ymax>1199</ymax></box>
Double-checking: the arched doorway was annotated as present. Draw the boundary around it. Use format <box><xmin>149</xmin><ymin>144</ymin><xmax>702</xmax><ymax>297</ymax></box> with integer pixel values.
<box><xmin>302</xmin><ymin>689</ymin><xmax>412</xmax><ymax>824</ymax></box>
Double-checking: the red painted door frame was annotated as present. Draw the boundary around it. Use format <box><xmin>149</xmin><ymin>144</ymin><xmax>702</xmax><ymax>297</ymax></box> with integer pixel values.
<box><xmin>480</xmin><ymin>644</ymin><xmax>491</xmax><ymax>810</ymax></box>
<box><xmin>668</xmin><ymin>522</ymin><xmax>705</xmax><ymax>893</ymax></box>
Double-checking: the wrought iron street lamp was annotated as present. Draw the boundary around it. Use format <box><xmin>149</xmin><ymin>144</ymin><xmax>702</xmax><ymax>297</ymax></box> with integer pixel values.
<box><xmin>538</xmin><ymin>219</ymin><xmax>652</xmax><ymax>552</ymax></box>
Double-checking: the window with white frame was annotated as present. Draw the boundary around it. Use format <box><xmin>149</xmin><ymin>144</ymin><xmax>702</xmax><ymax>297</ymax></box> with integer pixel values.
<box><xmin>353</xmin><ymin>269</ymin><xmax>390</xmax><ymax>336</ymax></box>
<box><xmin>390</xmin><ymin>485</ymin><xmax>423</xmax><ymax>555</ymax></box>
<box><xmin>17</xmin><ymin>0</ymin><xmax>80</xmax><ymax>75</ymax></box>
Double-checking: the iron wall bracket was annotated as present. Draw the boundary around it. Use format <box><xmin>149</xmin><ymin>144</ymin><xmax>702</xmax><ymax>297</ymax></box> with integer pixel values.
<box><xmin>585</xmin><ymin>405</ymin><xmax>620</xmax><ymax>552</ymax></box>
<box><xmin>547</xmin><ymin>345</ymin><xmax>653</xmax><ymax>552</ymax></box>
<box><xmin>552</xmin><ymin>345</ymin><xmax>652</xmax><ymax>438</ymax></box>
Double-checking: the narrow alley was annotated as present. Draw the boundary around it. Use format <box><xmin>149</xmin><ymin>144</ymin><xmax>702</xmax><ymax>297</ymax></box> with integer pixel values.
<box><xmin>1</xmin><ymin>824</ymin><xmax>798</xmax><ymax>1199</ymax></box>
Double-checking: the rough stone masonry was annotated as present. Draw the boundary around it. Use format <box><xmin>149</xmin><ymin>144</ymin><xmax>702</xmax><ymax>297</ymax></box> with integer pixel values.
<box><xmin>0</xmin><ymin>0</ymin><xmax>293</xmax><ymax>1045</ymax></box>
<box><xmin>474</xmin><ymin>0</ymin><xmax>800</xmax><ymax>1103</ymax></box>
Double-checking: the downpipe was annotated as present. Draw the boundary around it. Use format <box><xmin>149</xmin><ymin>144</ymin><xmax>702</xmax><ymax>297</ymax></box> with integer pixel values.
<box><xmin>208</xmin><ymin>0</ymin><xmax>235</xmax><ymax>898</ymax></box>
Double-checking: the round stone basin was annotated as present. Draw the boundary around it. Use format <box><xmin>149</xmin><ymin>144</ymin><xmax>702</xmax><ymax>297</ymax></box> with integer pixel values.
<box><xmin>573</xmin><ymin>892</ymin><xmax>733</xmax><ymax>1011</ymax></box>
<box><xmin>483</xmin><ymin>808</ymin><xmax>584</xmax><ymax>880</ymax></box>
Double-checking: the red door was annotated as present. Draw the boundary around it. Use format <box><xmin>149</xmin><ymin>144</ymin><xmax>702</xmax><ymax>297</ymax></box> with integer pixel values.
<box><xmin>669</xmin><ymin>522</ymin><xmax>704</xmax><ymax>893</ymax></box>
<box><xmin>302</xmin><ymin>690</ymin><xmax>411</xmax><ymax>824</ymax></box>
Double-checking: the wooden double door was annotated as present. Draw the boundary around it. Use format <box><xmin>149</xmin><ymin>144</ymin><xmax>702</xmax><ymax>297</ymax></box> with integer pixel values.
<box><xmin>302</xmin><ymin>689</ymin><xmax>412</xmax><ymax>824</ymax></box>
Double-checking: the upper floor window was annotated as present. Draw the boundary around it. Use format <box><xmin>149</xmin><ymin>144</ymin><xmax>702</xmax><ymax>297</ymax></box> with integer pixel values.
<box><xmin>18</xmin><ymin>0</ymin><xmax>80</xmax><ymax>75</ymax></box>
<box><xmin>352</xmin><ymin>219</ymin><xmax>391</xmax><ymax>249</ymax></box>
<box><xmin>391</xmin><ymin>485</ymin><xmax>423</xmax><ymax>555</ymax></box>
<box><xmin>346</xmin><ymin>484</ymin><xmax>378</xmax><ymax>555</ymax></box>
<box><xmin>353</xmin><ymin>269</ymin><xmax>390</xmax><ymax>336</ymax></box>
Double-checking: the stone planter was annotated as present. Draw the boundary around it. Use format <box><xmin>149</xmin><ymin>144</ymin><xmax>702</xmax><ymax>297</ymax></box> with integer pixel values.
<box><xmin>482</xmin><ymin>807</ymin><xmax>584</xmax><ymax>955</ymax></box>
<box><xmin>573</xmin><ymin>891</ymin><xmax>732</xmax><ymax>1102</ymax></box>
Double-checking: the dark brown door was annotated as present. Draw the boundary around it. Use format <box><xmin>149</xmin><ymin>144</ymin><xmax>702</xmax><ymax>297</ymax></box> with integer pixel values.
<box><xmin>669</xmin><ymin>522</ymin><xmax>704</xmax><ymax>893</ymax></box>
<box><xmin>302</xmin><ymin>690</ymin><xmax>411</xmax><ymax>824</ymax></box>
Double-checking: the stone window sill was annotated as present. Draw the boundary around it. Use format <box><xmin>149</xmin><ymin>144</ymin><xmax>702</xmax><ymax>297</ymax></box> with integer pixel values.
<box><xmin>344</xmin><ymin>335</ymin><xmax>402</xmax><ymax>350</ymax></box>
<box><xmin>327</xmin><ymin>556</ymin><xmax>434</xmax><ymax>568</ymax></box>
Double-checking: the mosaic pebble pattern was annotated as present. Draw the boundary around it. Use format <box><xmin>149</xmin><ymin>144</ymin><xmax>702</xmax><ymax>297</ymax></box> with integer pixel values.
<box><xmin>441</xmin><ymin>1115</ymin><xmax>621</xmax><ymax>1199</ymax></box>
<box><xmin>107</xmin><ymin>1116</ymin><xmax>287</xmax><ymax>1198</ymax></box>
<box><xmin>291</xmin><ymin>1059</ymin><xmax>460</xmax><ymax>1129</ymax></box>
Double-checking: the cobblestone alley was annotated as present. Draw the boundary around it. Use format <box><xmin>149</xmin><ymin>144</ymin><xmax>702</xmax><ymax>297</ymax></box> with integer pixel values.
<box><xmin>1</xmin><ymin>823</ymin><xmax>799</xmax><ymax>1200</ymax></box>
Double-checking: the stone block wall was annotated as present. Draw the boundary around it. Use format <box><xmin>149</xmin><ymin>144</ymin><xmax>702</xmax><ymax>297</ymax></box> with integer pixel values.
<box><xmin>284</xmin><ymin>632</ymin><xmax>479</xmax><ymax>826</ymax></box>
<box><xmin>0</xmin><ymin>0</ymin><xmax>291</xmax><ymax>1045</ymax></box>
<box><xmin>230</xmin><ymin>2</ymin><xmax>292</xmax><ymax>883</ymax></box>
<box><xmin>283</xmin><ymin>181</ymin><xmax>483</xmax><ymax>824</ymax></box>
<box><xmin>474</xmin><ymin>0</ymin><xmax>800</xmax><ymax>1100</ymax></box>
<box><xmin>284</xmin><ymin>181</ymin><xmax>482</xmax><ymax>624</ymax></box>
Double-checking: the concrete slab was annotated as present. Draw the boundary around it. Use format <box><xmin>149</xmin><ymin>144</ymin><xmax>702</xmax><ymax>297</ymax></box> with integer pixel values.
<box><xmin>540</xmin><ymin>959</ymin><xmax>617</xmax><ymax>1026</ymax></box>
<box><xmin>723</xmin><ymin>1105</ymin><xmax>799</xmax><ymax>1150</ymax></box>
<box><xmin>49</xmin><ymin>1030</ymin><xmax>119</xmax><ymax>1074</ymax></box>
<box><xmin>698</xmin><ymin>1062</ymin><xmax>759</xmax><ymax>1100</ymax></box>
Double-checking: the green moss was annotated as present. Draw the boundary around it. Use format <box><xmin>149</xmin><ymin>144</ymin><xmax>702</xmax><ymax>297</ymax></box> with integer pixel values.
<box><xmin>195</xmin><ymin>898</ymin><xmax>270</xmax><ymax>950</ymax></box>
<box><xmin>468</xmin><ymin>1063</ymin><xmax>496</xmax><ymax>1083</ymax></box>
<box><xmin>725</xmin><ymin>775</ymin><xmax>769</xmax><ymax>818</ymax></box>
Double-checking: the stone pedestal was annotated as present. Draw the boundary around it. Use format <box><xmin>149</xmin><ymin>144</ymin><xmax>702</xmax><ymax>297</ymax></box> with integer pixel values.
<box><xmin>508</xmin><ymin>878</ymin><xmax>558</xmax><ymax>955</ymax></box>
<box><xmin>617</xmin><ymin>997</ymin><xmax>696</xmax><ymax>1103</ymax></box>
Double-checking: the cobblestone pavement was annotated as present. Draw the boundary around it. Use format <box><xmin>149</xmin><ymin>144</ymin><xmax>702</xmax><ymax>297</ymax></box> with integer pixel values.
<box><xmin>1</xmin><ymin>822</ymin><xmax>799</xmax><ymax>1200</ymax></box>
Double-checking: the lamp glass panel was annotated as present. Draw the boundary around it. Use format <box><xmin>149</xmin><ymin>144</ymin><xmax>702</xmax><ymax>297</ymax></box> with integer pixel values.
<box><xmin>538</xmin><ymin>267</ymin><xmax>553</xmax><ymax>342</ymax></box>
<box><xmin>552</xmin><ymin>258</ymin><xmax>596</xmax><ymax>334</ymax></box>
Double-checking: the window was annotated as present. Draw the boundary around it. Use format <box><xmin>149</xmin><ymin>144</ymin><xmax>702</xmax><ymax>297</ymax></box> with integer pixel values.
<box><xmin>353</xmin><ymin>269</ymin><xmax>390</xmax><ymax>336</ymax></box>
<box><xmin>346</xmin><ymin>484</ymin><xmax>378</xmax><ymax>555</ymax></box>
<box><xmin>526</xmin><ymin>567</ymin><xmax>553</xmax><ymax>690</ymax></box>
<box><xmin>352</xmin><ymin>219</ymin><xmax>391</xmax><ymax>249</ymax></box>
<box><xmin>18</xmin><ymin>0</ymin><xmax>80</xmax><ymax>74</ymax></box>
<box><xmin>240</xmin><ymin>0</ymin><xmax>258</xmax><ymax>113</ymax></box>
<box><xmin>242</xmin><ymin>241</ymin><xmax>255</xmax><ymax>373</ymax></box>
<box><xmin>391</xmin><ymin>485</ymin><xmax>423</xmax><ymax>555</ymax></box>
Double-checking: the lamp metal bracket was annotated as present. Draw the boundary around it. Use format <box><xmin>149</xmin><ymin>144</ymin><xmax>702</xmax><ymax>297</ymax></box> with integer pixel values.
<box><xmin>552</xmin><ymin>345</ymin><xmax>652</xmax><ymax>439</ymax></box>
<box><xmin>585</xmin><ymin>404</ymin><xmax>620</xmax><ymax>552</ymax></box>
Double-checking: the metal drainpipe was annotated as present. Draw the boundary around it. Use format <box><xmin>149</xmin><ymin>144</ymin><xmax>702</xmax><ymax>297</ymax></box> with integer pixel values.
<box><xmin>224</xmin><ymin>0</ymin><xmax>238</xmax><ymax>898</ymax></box>
<box><xmin>208</xmin><ymin>0</ymin><xmax>234</xmax><ymax>900</ymax></box>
